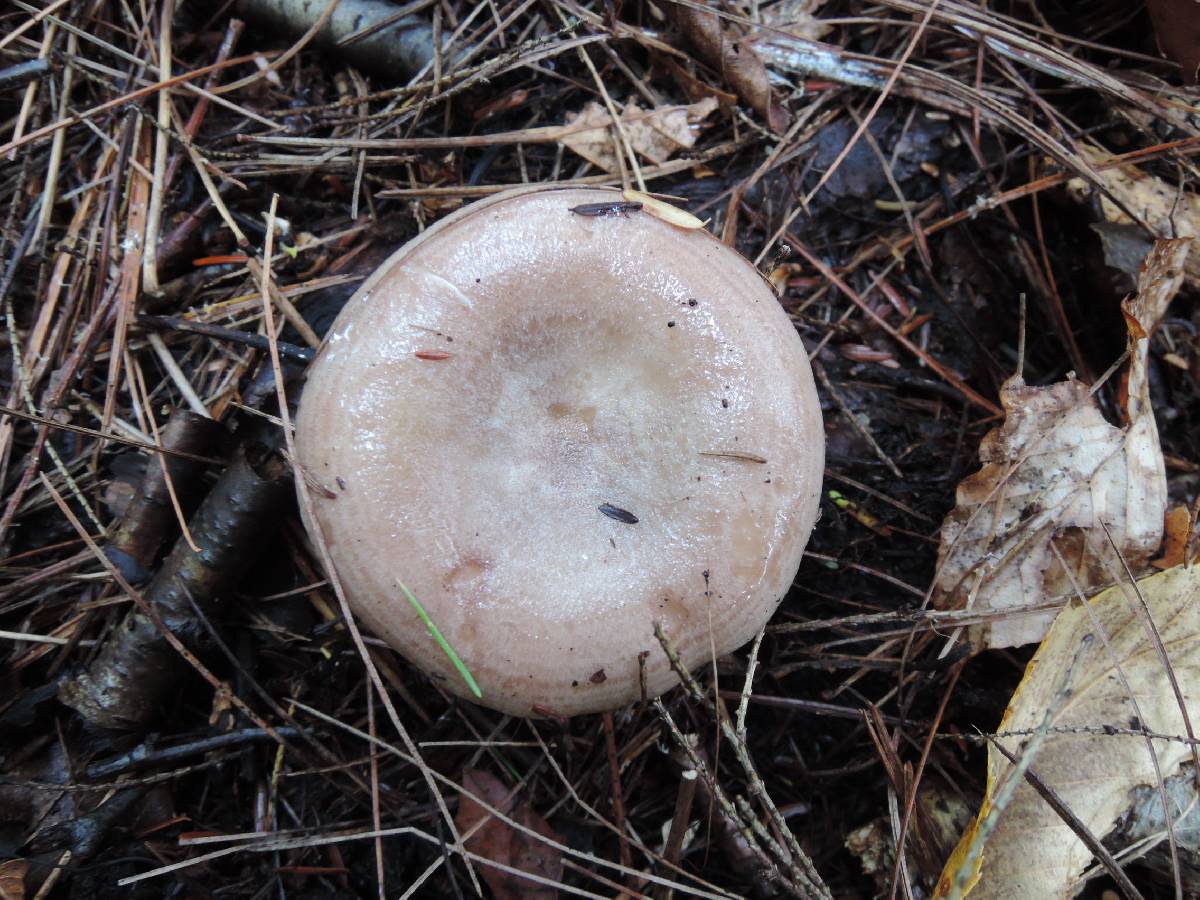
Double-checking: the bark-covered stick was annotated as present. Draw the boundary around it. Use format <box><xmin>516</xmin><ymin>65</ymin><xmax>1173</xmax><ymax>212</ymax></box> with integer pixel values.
<box><xmin>59</xmin><ymin>442</ymin><xmax>292</xmax><ymax>731</ymax></box>
<box><xmin>105</xmin><ymin>408</ymin><xmax>227</xmax><ymax>584</ymax></box>
<box><xmin>233</xmin><ymin>0</ymin><xmax>437</xmax><ymax>78</ymax></box>
<box><xmin>0</xmin><ymin>59</ymin><xmax>51</xmax><ymax>90</ymax></box>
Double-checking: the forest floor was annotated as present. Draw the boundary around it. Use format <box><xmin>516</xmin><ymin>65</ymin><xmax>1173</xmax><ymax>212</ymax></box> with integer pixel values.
<box><xmin>1</xmin><ymin>1</ymin><xmax>1198</xmax><ymax>898</ymax></box>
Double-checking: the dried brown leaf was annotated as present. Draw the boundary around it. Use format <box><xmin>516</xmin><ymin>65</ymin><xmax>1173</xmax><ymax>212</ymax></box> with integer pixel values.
<box><xmin>932</xmin><ymin>240</ymin><xmax>1188</xmax><ymax>648</ymax></box>
<box><xmin>1152</xmin><ymin>505</ymin><xmax>1191</xmax><ymax>570</ymax></box>
<box><xmin>936</xmin><ymin>563</ymin><xmax>1200</xmax><ymax>898</ymax></box>
<box><xmin>1066</xmin><ymin>149</ymin><xmax>1200</xmax><ymax>289</ymax></box>
<box><xmin>755</xmin><ymin>0</ymin><xmax>832</xmax><ymax>42</ymax></box>
<box><xmin>1146</xmin><ymin>0</ymin><xmax>1200</xmax><ymax>84</ymax></box>
<box><xmin>455</xmin><ymin>768</ymin><xmax>563</xmax><ymax>900</ymax></box>
<box><xmin>667</xmin><ymin>3</ymin><xmax>790</xmax><ymax>132</ymax></box>
<box><xmin>560</xmin><ymin>98</ymin><xmax>718</xmax><ymax>174</ymax></box>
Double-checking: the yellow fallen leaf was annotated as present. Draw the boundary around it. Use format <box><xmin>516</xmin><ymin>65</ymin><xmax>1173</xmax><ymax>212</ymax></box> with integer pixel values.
<box><xmin>932</xmin><ymin>240</ymin><xmax>1187</xmax><ymax>648</ymax></box>
<box><xmin>622</xmin><ymin>189</ymin><xmax>705</xmax><ymax>230</ymax></box>
<box><xmin>936</xmin><ymin>563</ymin><xmax>1200</xmax><ymax>898</ymax></box>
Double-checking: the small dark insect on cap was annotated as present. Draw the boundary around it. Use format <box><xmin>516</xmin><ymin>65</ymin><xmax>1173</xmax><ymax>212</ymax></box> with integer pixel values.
<box><xmin>568</xmin><ymin>201</ymin><xmax>643</xmax><ymax>217</ymax></box>
<box><xmin>598</xmin><ymin>503</ymin><xmax>639</xmax><ymax>524</ymax></box>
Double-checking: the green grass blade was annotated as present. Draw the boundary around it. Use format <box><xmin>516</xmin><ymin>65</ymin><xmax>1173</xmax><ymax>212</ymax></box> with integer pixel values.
<box><xmin>397</xmin><ymin>579</ymin><xmax>483</xmax><ymax>699</ymax></box>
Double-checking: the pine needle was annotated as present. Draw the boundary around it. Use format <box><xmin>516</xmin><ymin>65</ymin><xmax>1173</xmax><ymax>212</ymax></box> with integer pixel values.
<box><xmin>397</xmin><ymin>579</ymin><xmax>483</xmax><ymax>698</ymax></box>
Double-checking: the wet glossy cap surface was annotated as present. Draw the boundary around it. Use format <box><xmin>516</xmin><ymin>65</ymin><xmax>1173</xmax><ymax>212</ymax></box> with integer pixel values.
<box><xmin>295</xmin><ymin>186</ymin><xmax>823</xmax><ymax>716</ymax></box>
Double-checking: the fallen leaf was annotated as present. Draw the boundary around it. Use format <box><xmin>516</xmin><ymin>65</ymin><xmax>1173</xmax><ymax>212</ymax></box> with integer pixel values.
<box><xmin>936</xmin><ymin>563</ymin><xmax>1200</xmax><ymax>898</ymax></box>
<box><xmin>560</xmin><ymin>98</ymin><xmax>717</xmax><ymax>174</ymax></box>
<box><xmin>666</xmin><ymin>3</ymin><xmax>790</xmax><ymax>132</ymax></box>
<box><xmin>1088</xmin><ymin>222</ymin><xmax>1153</xmax><ymax>289</ymax></box>
<box><xmin>755</xmin><ymin>0</ymin><xmax>832</xmax><ymax>42</ymax></box>
<box><xmin>1102</xmin><ymin>762</ymin><xmax>1200</xmax><ymax>886</ymax></box>
<box><xmin>1145</xmin><ymin>0</ymin><xmax>1200</xmax><ymax>84</ymax></box>
<box><xmin>847</xmin><ymin>781</ymin><xmax>972</xmax><ymax>895</ymax></box>
<box><xmin>1152</xmin><ymin>505</ymin><xmax>1192</xmax><ymax>570</ymax></box>
<box><xmin>931</xmin><ymin>240</ymin><xmax>1187</xmax><ymax>648</ymax></box>
<box><xmin>456</xmin><ymin>768</ymin><xmax>563</xmax><ymax>899</ymax></box>
<box><xmin>623</xmin><ymin>189</ymin><xmax>705</xmax><ymax>230</ymax></box>
<box><xmin>1066</xmin><ymin>148</ymin><xmax>1200</xmax><ymax>289</ymax></box>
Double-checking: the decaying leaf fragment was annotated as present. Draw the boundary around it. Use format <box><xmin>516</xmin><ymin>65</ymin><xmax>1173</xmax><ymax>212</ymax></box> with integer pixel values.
<box><xmin>847</xmin><ymin>781</ymin><xmax>973</xmax><ymax>895</ymax></box>
<box><xmin>666</xmin><ymin>2</ymin><xmax>790</xmax><ymax>132</ymax></box>
<box><xmin>1152</xmin><ymin>505</ymin><xmax>1191</xmax><ymax>570</ymax></box>
<box><xmin>1145</xmin><ymin>0</ymin><xmax>1200</xmax><ymax>84</ymax></box>
<box><xmin>560</xmin><ymin>98</ymin><xmax>717</xmax><ymax>174</ymax></box>
<box><xmin>936</xmin><ymin>563</ymin><xmax>1200</xmax><ymax>899</ymax></box>
<box><xmin>751</xmin><ymin>0</ymin><xmax>833</xmax><ymax>43</ymax></box>
<box><xmin>932</xmin><ymin>240</ymin><xmax>1188</xmax><ymax>648</ymax></box>
<box><xmin>1066</xmin><ymin>148</ymin><xmax>1200</xmax><ymax>289</ymax></box>
<box><xmin>455</xmin><ymin>768</ymin><xmax>563</xmax><ymax>899</ymax></box>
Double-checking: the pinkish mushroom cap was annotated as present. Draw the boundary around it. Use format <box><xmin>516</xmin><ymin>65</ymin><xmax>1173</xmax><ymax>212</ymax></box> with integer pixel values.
<box><xmin>295</xmin><ymin>186</ymin><xmax>823</xmax><ymax>717</ymax></box>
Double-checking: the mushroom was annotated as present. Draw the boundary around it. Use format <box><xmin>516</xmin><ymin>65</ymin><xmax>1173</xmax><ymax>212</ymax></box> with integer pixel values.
<box><xmin>295</xmin><ymin>186</ymin><xmax>823</xmax><ymax>717</ymax></box>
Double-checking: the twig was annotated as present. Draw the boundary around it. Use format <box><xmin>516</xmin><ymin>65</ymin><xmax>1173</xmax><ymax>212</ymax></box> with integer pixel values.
<box><xmin>146</xmin><ymin>333</ymin><xmax>212</xmax><ymax>417</ymax></box>
<box><xmin>655</xmin><ymin>623</ymin><xmax>832</xmax><ymax>898</ymax></box>
<box><xmin>602</xmin><ymin>711</ymin><xmax>633</xmax><ymax>875</ymax></box>
<box><xmin>141</xmin><ymin>0</ymin><xmax>175</xmax><ymax>295</ymax></box>
<box><xmin>813</xmin><ymin>361</ymin><xmax>904</xmax><ymax>480</ymax></box>
<box><xmin>661</xmin><ymin>769</ymin><xmax>698</xmax><ymax>875</ymax></box>
<box><xmin>0</xmin><ymin>404</ymin><xmax>222</xmax><ymax>465</ymax></box>
<box><xmin>138</xmin><ymin>314</ymin><xmax>315</xmax><ymax>363</ymax></box>
<box><xmin>1056</xmin><ymin>539</ymin><xmax>1185</xmax><ymax>898</ymax></box>
<box><xmin>789</xmin><ymin>239</ymin><xmax>1002</xmax><ymax>416</ymax></box>
<box><xmin>85</xmin><ymin>727</ymin><xmax>306</xmax><ymax>779</ymax></box>
<box><xmin>244</xmin><ymin>256</ymin><xmax>322</xmax><ymax>349</ymax></box>
<box><xmin>105</xmin><ymin>409</ymin><xmax>225</xmax><ymax>583</ymax></box>
<box><xmin>57</xmin><ymin>443</ymin><xmax>292</xmax><ymax>730</ymax></box>
<box><xmin>655</xmin><ymin>702</ymin><xmax>797</xmax><ymax>896</ymax></box>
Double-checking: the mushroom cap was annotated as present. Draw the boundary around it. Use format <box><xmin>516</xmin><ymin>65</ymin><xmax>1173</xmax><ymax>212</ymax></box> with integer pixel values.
<box><xmin>295</xmin><ymin>186</ymin><xmax>823</xmax><ymax>717</ymax></box>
